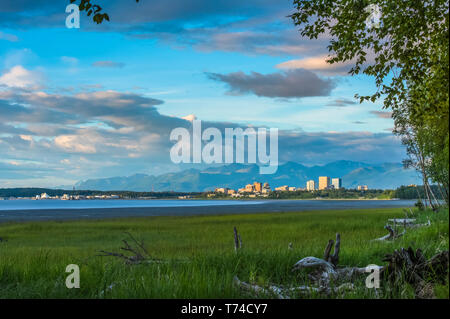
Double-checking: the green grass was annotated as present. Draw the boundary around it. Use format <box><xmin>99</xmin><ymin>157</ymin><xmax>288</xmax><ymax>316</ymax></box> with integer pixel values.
<box><xmin>0</xmin><ymin>207</ymin><xmax>448</xmax><ymax>298</ymax></box>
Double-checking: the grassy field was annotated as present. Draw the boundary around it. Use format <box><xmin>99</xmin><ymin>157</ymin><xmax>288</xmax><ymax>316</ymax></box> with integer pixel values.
<box><xmin>0</xmin><ymin>207</ymin><xmax>448</xmax><ymax>298</ymax></box>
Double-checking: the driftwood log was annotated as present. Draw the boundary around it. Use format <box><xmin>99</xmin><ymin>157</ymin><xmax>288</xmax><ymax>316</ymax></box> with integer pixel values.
<box><xmin>372</xmin><ymin>216</ymin><xmax>431</xmax><ymax>242</ymax></box>
<box><xmin>235</xmin><ymin>232</ymin><xmax>448</xmax><ymax>299</ymax></box>
<box><xmin>235</xmin><ymin>233</ymin><xmax>374</xmax><ymax>298</ymax></box>
<box><xmin>292</xmin><ymin>233</ymin><xmax>377</xmax><ymax>286</ymax></box>
<box><xmin>372</xmin><ymin>225</ymin><xmax>406</xmax><ymax>241</ymax></box>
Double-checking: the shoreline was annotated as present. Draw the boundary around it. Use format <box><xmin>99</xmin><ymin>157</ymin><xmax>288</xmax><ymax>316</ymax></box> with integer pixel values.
<box><xmin>0</xmin><ymin>199</ymin><xmax>416</xmax><ymax>223</ymax></box>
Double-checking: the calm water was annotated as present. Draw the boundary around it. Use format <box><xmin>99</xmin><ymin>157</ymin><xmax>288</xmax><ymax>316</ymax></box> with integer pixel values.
<box><xmin>0</xmin><ymin>199</ymin><xmax>416</xmax><ymax>222</ymax></box>
<box><xmin>0</xmin><ymin>199</ymin><xmax>263</xmax><ymax>211</ymax></box>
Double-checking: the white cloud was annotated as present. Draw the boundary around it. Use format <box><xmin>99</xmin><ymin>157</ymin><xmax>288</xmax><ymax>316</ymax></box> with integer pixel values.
<box><xmin>276</xmin><ymin>55</ymin><xmax>353</xmax><ymax>76</ymax></box>
<box><xmin>0</xmin><ymin>65</ymin><xmax>44</xmax><ymax>89</ymax></box>
<box><xmin>54</xmin><ymin>134</ymin><xmax>98</xmax><ymax>154</ymax></box>
<box><xmin>182</xmin><ymin>114</ymin><xmax>197</xmax><ymax>122</ymax></box>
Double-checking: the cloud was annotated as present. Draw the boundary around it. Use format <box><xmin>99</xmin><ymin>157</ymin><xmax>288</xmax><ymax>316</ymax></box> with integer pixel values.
<box><xmin>0</xmin><ymin>1</ymin><xmax>330</xmax><ymax>57</ymax></box>
<box><xmin>0</xmin><ymin>31</ymin><xmax>19</xmax><ymax>42</ymax></box>
<box><xmin>277</xmin><ymin>131</ymin><xmax>405</xmax><ymax>164</ymax></box>
<box><xmin>0</xmin><ymin>65</ymin><xmax>44</xmax><ymax>89</ymax></box>
<box><xmin>61</xmin><ymin>56</ymin><xmax>79</xmax><ymax>65</ymax></box>
<box><xmin>352</xmin><ymin>121</ymin><xmax>367</xmax><ymax>124</ymax></box>
<box><xmin>182</xmin><ymin>114</ymin><xmax>197</xmax><ymax>122</ymax></box>
<box><xmin>92</xmin><ymin>61</ymin><xmax>126</xmax><ymax>68</ymax></box>
<box><xmin>276</xmin><ymin>55</ymin><xmax>355</xmax><ymax>75</ymax></box>
<box><xmin>0</xmin><ymin>63</ymin><xmax>405</xmax><ymax>186</ymax></box>
<box><xmin>207</xmin><ymin>69</ymin><xmax>336</xmax><ymax>99</ymax></box>
<box><xmin>327</xmin><ymin>98</ymin><xmax>358</xmax><ymax>107</ymax></box>
<box><xmin>370</xmin><ymin>111</ymin><xmax>393</xmax><ymax>119</ymax></box>
<box><xmin>54</xmin><ymin>134</ymin><xmax>98</xmax><ymax>154</ymax></box>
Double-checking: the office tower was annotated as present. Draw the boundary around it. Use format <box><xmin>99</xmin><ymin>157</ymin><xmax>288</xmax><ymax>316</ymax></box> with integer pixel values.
<box><xmin>318</xmin><ymin>176</ymin><xmax>330</xmax><ymax>190</ymax></box>
<box><xmin>331</xmin><ymin>178</ymin><xmax>342</xmax><ymax>190</ymax></box>
<box><xmin>306</xmin><ymin>180</ymin><xmax>315</xmax><ymax>191</ymax></box>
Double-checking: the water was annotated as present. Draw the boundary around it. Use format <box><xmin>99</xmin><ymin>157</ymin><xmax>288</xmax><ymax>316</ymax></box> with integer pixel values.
<box><xmin>0</xmin><ymin>199</ymin><xmax>263</xmax><ymax>211</ymax></box>
<box><xmin>0</xmin><ymin>199</ymin><xmax>416</xmax><ymax>222</ymax></box>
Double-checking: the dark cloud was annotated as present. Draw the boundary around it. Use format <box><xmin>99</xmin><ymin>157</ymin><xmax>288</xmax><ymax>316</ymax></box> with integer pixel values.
<box><xmin>130</xmin><ymin>24</ymin><xmax>327</xmax><ymax>56</ymax></box>
<box><xmin>0</xmin><ymin>0</ymin><xmax>286</xmax><ymax>28</ymax></box>
<box><xmin>2</xmin><ymin>90</ymin><xmax>189</xmax><ymax>134</ymax></box>
<box><xmin>207</xmin><ymin>69</ymin><xmax>336</xmax><ymax>99</ymax></box>
<box><xmin>0</xmin><ymin>0</ymin><xmax>328</xmax><ymax>57</ymax></box>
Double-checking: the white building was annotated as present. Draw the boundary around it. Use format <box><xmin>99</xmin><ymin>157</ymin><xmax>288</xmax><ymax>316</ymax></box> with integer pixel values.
<box><xmin>331</xmin><ymin>178</ymin><xmax>342</xmax><ymax>190</ymax></box>
<box><xmin>306</xmin><ymin>180</ymin><xmax>315</xmax><ymax>191</ymax></box>
<box><xmin>40</xmin><ymin>193</ymin><xmax>50</xmax><ymax>199</ymax></box>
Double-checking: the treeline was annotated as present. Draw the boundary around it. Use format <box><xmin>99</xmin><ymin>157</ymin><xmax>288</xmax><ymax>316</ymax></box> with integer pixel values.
<box><xmin>270</xmin><ymin>186</ymin><xmax>445</xmax><ymax>200</ymax></box>
<box><xmin>268</xmin><ymin>189</ymin><xmax>391</xmax><ymax>200</ymax></box>
<box><xmin>0</xmin><ymin>188</ymin><xmax>201</xmax><ymax>199</ymax></box>
<box><xmin>392</xmin><ymin>185</ymin><xmax>445</xmax><ymax>200</ymax></box>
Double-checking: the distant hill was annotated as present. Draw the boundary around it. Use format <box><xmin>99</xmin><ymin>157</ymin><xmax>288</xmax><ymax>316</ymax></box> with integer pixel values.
<box><xmin>75</xmin><ymin>161</ymin><xmax>421</xmax><ymax>192</ymax></box>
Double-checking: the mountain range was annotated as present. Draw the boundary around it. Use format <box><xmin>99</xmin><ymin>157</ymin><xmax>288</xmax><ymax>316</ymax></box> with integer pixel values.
<box><xmin>75</xmin><ymin>161</ymin><xmax>421</xmax><ymax>192</ymax></box>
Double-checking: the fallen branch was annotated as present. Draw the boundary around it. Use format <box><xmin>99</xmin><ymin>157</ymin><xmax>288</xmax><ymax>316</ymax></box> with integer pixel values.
<box><xmin>372</xmin><ymin>225</ymin><xmax>405</xmax><ymax>242</ymax></box>
<box><xmin>372</xmin><ymin>214</ymin><xmax>432</xmax><ymax>242</ymax></box>
<box><xmin>97</xmin><ymin>232</ymin><xmax>162</xmax><ymax>265</ymax></box>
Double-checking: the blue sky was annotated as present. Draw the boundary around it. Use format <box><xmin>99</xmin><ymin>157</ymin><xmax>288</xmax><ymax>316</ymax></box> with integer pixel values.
<box><xmin>0</xmin><ymin>0</ymin><xmax>402</xmax><ymax>187</ymax></box>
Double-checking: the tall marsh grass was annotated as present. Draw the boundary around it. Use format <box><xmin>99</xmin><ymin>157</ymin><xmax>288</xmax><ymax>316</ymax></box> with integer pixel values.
<box><xmin>0</xmin><ymin>207</ymin><xmax>448</xmax><ymax>298</ymax></box>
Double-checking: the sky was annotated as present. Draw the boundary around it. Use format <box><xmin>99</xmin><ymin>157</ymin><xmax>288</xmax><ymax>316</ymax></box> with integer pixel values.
<box><xmin>0</xmin><ymin>0</ymin><xmax>402</xmax><ymax>188</ymax></box>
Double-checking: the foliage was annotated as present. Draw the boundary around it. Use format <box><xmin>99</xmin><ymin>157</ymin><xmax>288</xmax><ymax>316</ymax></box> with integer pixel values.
<box><xmin>393</xmin><ymin>185</ymin><xmax>444</xmax><ymax>200</ymax></box>
<box><xmin>291</xmin><ymin>0</ymin><xmax>448</xmax><ymax>107</ymax></box>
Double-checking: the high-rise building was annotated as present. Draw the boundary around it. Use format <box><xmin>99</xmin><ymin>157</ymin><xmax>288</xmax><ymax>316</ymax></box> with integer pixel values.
<box><xmin>318</xmin><ymin>176</ymin><xmax>330</xmax><ymax>190</ymax></box>
<box><xmin>253</xmin><ymin>182</ymin><xmax>262</xmax><ymax>192</ymax></box>
<box><xmin>306</xmin><ymin>180</ymin><xmax>315</xmax><ymax>191</ymax></box>
<box><xmin>331</xmin><ymin>178</ymin><xmax>342</xmax><ymax>190</ymax></box>
<box><xmin>262</xmin><ymin>182</ymin><xmax>271</xmax><ymax>194</ymax></box>
<box><xmin>245</xmin><ymin>184</ymin><xmax>254</xmax><ymax>192</ymax></box>
<box><xmin>215</xmin><ymin>188</ymin><xmax>229</xmax><ymax>194</ymax></box>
